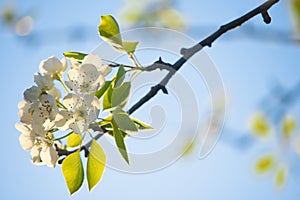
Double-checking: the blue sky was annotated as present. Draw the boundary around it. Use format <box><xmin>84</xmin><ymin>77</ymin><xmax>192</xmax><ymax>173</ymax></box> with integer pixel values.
<box><xmin>1</xmin><ymin>0</ymin><xmax>300</xmax><ymax>199</ymax></box>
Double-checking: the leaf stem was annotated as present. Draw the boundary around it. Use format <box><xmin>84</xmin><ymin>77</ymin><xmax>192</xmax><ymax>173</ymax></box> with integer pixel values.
<box><xmin>55</xmin><ymin>131</ymin><xmax>73</xmax><ymax>141</ymax></box>
<box><xmin>58</xmin><ymin>78</ymin><xmax>69</xmax><ymax>93</ymax></box>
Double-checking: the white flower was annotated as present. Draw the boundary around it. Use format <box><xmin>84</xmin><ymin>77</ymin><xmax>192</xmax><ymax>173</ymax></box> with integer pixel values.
<box><xmin>31</xmin><ymin>94</ymin><xmax>58</xmax><ymax>132</ymax></box>
<box><xmin>65</xmin><ymin>64</ymin><xmax>104</xmax><ymax>93</ymax></box>
<box><xmin>18</xmin><ymin>101</ymin><xmax>32</xmax><ymax>124</ymax></box>
<box><xmin>40</xmin><ymin>146</ymin><xmax>58</xmax><ymax>167</ymax></box>
<box><xmin>30</xmin><ymin>144</ymin><xmax>58</xmax><ymax>167</ymax></box>
<box><xmin>16</xmin><ymin>123</ymin><xmax>35</xmax><ymax>150</ymax></box>
<box><xmin>82</xmin><ymin>54</ymin><xmax>112</xmax><ymax>76</ymax></box>
<box><xmin>55</xmin><ymin>93</ymin><xmax>100</xmax><ymax>134</ymax></box>
<box><xmin>34</xmin><ymin>72</ymin><xmax>54</xmax><ymax>91</ymax></box>
<box><xmin>16</xmin><ymin>122</ymin><xmax>58</xmax><ymax>167</ymax></box>
<box><xmin>23</xmin><ymin>86</ymin><xmax>41</xmax><ymax>102</ymax></box>
<box><xmin>48</xmin><ymin>86</ymin><xmax>61</xmax><ymax>99</ymax></box>
<box><xmin>39</xmin><ymin>56</ymin><xmax>67</xmax><ymax>79</ymax></box>
<box><xmin>31</xmin><ymin>145</ymin><xmax>43</xmax><ymax>165</ymax></box>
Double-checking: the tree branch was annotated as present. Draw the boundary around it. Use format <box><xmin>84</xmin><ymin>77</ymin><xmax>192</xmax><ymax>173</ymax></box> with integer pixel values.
<box><xmin>56</xmin><ymin>0</ymin><xmax>280</xmax><ymax>158</ymax></box>
<box><xmin>128</xmin><ymin>0</ymin><xmax>280</xmax><ymax>115</ymax></box>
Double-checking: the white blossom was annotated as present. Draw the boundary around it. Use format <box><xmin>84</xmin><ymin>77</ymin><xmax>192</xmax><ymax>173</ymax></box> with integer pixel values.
<box><xmin>39</xmin><ymin>56</ymin><xmax>67</xmax><ymax>79</ymax></box>
<box><xmin>18</xmin><ymin>101</ymin><xmax>32</xmax><ymax>124</ymax></box>
<box><xmin>55</xmin><ymin>93</ymin><xmax>100</xmax><ymax>134</ymax></box>
<box><xmin>82</xmin><ymin>54</ymin><xmax>112</xmax><ymax>76</ymax></box>
<box><xmin>40</xmin><ymin>146</ymin><xmax>58</xmax><ymax>167</ymax></box>
<box><xmin>48</xmin><ymin>86</ymin><xmax>61</xmax><ymax>99</ymax></box>
<box><xmin>23</xmin><ymin>86</ymin><xmax>41</xmax><ymax>102</ymax></box>
<box><xmin>65</xmin><ymin>64</ymin><xmax>104</xmax><ymax>93</ymax></box>
<box><xmin>34</xmin><ymin>72</ymin><xmax>54</xmax><ymax>91</ymax></box>
<box><xmin>16</xmin><ymin>123</ymin><xmax>35</xmax><ymax>150</ymax></box>
<box><xmin>16</xmin><ymin>122</ymin><xmax>58</xmax><ymax>167</ymax></box>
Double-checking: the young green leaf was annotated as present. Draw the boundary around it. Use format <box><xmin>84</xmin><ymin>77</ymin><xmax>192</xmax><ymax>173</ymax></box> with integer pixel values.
<box><xmin>103</xmin><ymin>85</ymin><xmax>113</xmax><ymax>110</ymax></box>
<box><xmin>95</xmin><ymin>81</ymin><xmax>112</xmax><ymax>99</ymax></box>
<box><xmin>114</xmin><ymin>66</ymin><xmax>126</xmax><ymax>88</ymax></box>
<box><xmin>63</xmin><ymin>52</ymin><xmax>87</xmax><ymax>60</ymax></box>
<box><xmin>98</xmin><ymin>15</ymin><xmax>123</xmax><ymax>49</ymax></box>
<box><xmin>67</xmin><ymin>133</ymin><xmax>82</xmax><ymax>148</ymax></box>
<box><xmin>112</xmin><ymin>120</ymin><xmax>130</xmax><ymax>164</ymax></box>
<box><xmin>62</xmin><ymin>152</ymin><xmax>84</xmax><ymax>195</ymax></box>
<box><xmin>292</xmin><ymin>0</ymin><xmax>300</xmax><ymax>33</ymax></box>
<box><xmin>122</xmin><ymin>41</ymin><xmax>139</xmax><ymax>54</ymax></box>
<box><xmin>111</xmin><ymin>82</ymin><xmax>131</xmax><ymax>108</ymax></box>
<box><xmin>113</xmin><ymin>107</ymin><xmax>138</xmax><ymax>132</ymax></box>
<box><xmin>87</xmin><ymin>139</ymin><xmax>106</xmax><ymax>191</ymax></box>
<box><xmin>98</xmin><ymin>15</ymin><xmax>139</xmax><ymax>53</ymax></box>
<box><xmin>131</xmin><ymin>118</ymin><xmax>153</xmax><ymax>130</ymax></box>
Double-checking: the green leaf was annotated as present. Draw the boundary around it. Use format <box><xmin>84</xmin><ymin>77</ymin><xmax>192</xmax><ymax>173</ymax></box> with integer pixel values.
<box><xmin>131</xmin><ymin>118</ymin><xmax>153</xmax><ymax>130</ymax></box>
<box><xmin>87</xmin><ymin>139</ymin><xmax>106</xmax><ymax>191</ymax></box>
<box><xmin>98</xmin><ymin>15</ymin><xmax>139</xmax><ymax>53</ymax></box>
<box><xmin>292</xmin><ymin>0</ymin><xmax>300</xmax><ymax>32</ymax></box>
<box><xmin>67</xmin><ymin>133</ymin><xmax>82</xmax><ymax>148</ymax></box>
<box><xmin>95</xmin><ymin>81</ymin><xmax>112</xmax><ymax>99</ymax></box>
<box><xmin>63</xmin><ymin>52</ymin><xmax>87</xmax><ymax>60</ymax></box>
<box><xmin>122</xmin><ymin>41</ymin><xmax>139</xmax><ymax>54</ymax></box>
<box><xmin>62</xmin><ymin>152</ymin><xmax>84</xmax><ymax>195</ymax></box>
<box><xmin>111</xmin><ymin>82</ymin><xmax>131</xmax><ymax>108</ymax></box>
<box><xmin>98</xmin><ymin>15</ymin><xmax>123</xmax><ymax>49</ymax></box>
<box><xmin>103</xmin><ymin>85</ymin><xmax>113</xmax><ymax>110</ymax></box>
<box><xmin>112</xmin><ymin>120</ymin><xmax>130</xmax><ymax>164</ymax></box>
<box><xmin>114</xmin><ymin>66</ymin><xmax>126</xmax><ymax>88</ymax></box>
<box><xmin>112</xmin><ymin>107</ymin><xmax>138</xmax><ymax>132</ymax></box>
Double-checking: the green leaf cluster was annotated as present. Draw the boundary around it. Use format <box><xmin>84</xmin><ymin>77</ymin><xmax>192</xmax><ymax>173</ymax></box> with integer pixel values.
<box><xmin>62</xmin><ymin>140</ymin><xmax>106</xmax><ymax>195</ymax></box>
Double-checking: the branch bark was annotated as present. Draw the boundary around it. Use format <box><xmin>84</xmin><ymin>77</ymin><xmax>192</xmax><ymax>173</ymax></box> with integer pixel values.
<box><xmin>128</xmin><ymin>0</ymin><xmax>280</xmax><ymax>114</ymax></box>
<box><xmin>57</xmin><ymin>0</ymin><xmax>280</xmax><ymax>158</ymax></box>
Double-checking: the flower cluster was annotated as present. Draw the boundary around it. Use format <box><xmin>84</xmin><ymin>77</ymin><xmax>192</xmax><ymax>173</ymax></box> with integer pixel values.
<box><xmin>16</xmin><ymin>54</ymin><xmax>110</xmax><ymax>167</ymax></box>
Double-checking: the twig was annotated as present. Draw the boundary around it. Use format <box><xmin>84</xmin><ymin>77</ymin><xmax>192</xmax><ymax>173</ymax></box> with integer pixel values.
<box><xmin>128</xmin><ymin>0</ymin><xmax>280</xmax><ymax>114</ymax></box>
<box><xmin>56</xmin><ymin>0</ymin><xmax>280</xmax><ymax>158</ymax></box>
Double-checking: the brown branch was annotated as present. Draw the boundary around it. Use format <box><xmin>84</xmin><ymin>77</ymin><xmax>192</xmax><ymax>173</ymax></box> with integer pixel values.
<box><xmin>56</xmin><ymin>0</ymin><xmax>280</xmax><ymax>158</ymax></box>
<box><xmin>128</xmin><ymin>0</ymin><xmax>280</xmax><ymax>115</ymax></box>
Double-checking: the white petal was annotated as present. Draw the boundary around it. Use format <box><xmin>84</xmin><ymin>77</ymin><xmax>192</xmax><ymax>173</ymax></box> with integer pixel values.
<box><xmin>40</xmin><ymin>146</ymin><xmax>58</xmax><ymax>167</ymax></box>
<box><xmin>19</xmin><ymin>132</ymin><xmax>35</xmax><ymax>150</ymax></box>
<box><xmin>83</xmin><ymin>54</ymin><xmax>111</xmax><ymax>76</ymax></box>
<box><xmin>44</xmin><ymin>119</ymin><xmax>55</xmax><ymax>131</ymax></box>
<box><xmin>70</xmin><ymin>120</ymin><xmax>88</xmax><ymax>134</ymax></box>
<box><xmin>63</xmin><ymin>93</ymin><xmax>80</xmax><ymax>110</ymax></box>
<box><xmin>31</xmin><ymin>122</ymin><xmax>45</xmax><ymax>137</ymax></box>
<box><xmin>66</xmin><ymin>64</ymin><xmax>101</xmax><ymax>93</ymax></box>
<box><xmin>48</xmin><ymin>86</ymin><xmax>61</xmax><ymax>99</ymax></box>
<box><xmin>80</xmin><ymin>64</ymin><xmax>100</xmax><ymax>83</ymax></box>
<box><xmin>87</xmin><ymin>107</ymin><xmax>99</xmax><ymax>123</ymax></box>
<box><xmin>18</xmin><ymin>101</ymin><xmax>32</xmax><ymax>124</ymax></box>
<box><xmin>24</xmin><ymin>86</ymin><xmax>41</xmax><ymax>102</ymax></box>
<box><xmin>83</xmin><ymin>54</ymin><xmax>102</xmax><ymax>68</ymax></box>
<box><xmin>55</xmin><ymin>110</ymin><xmax>74</xmax><ymax>130</ymax></box>
<box><xmin>31</xmin><ymin>145</ymin><xmax>43</xmax><ymax>165</ymax></box>
<box><xmin>101</xmin><ymin>64</ymin><xmax>112</xmax><ymax>76</ymax></box>
<box><xmin>91</xmin><ymin>96</ymin><xmax>101</xmax><ymax>109</ymax></box>
<box><xmin>34</xmin><ymin>72</ymin><xmax>54</xmax><ymax>91</ymax></box>
<box><xmin>69</xmin><ymin>58</ymin><xmax>81</xmax><ymax>70</ymax></box>
<box><xmin>61</xmin><ymin>57</ymin><xmax>68</xmax><ymax>72</ymax></box>
<box><xmin>39</xmin><ymin>56</ymin><xmax>63</xmax><ymax>75</ymax></box>
<box><xmin>15</xmin><ymin>123</ymin><xmax>31</xmax><ymax>133</ymax></box>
